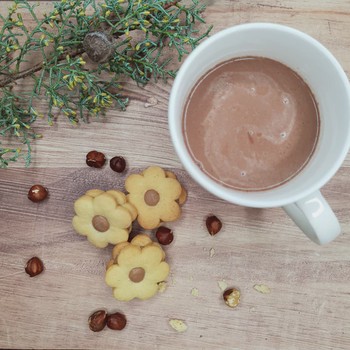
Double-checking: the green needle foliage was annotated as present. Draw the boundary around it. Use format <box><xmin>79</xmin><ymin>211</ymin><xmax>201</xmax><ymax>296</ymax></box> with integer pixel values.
<box><xmin>0</xmin><ymin>0</ymin><xmax>212</xmax><ymax>167</ymax></box>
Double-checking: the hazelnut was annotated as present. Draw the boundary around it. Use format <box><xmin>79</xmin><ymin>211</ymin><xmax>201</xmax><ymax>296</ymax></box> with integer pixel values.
<box><xmin>144</xmin><ymin>189</ymin><xmax>160</xmax><ymax>206</ymax></box>
<box><xmin>88</xmin><ymin>310</ymin><xmax>107</xmax><ymax>332</ymax></box>
<box><xmin>86</xmin><ymin>150</ymin><xmax>106</xmax><ymax>168</ymax></box>
<box><xmin>28</xmin><ymin>185</ymin><xmax>48</xmax><ymax>202</ymax></box>
<box><xmin>110</xmin><ymin>156</ymin><xmax>126</xmax><ymax>173</ymax></box>
<box><xmin>206</xmin><ymin>215</ymin><xmax>222</xmax><ymax>236</ymax></box>
<box><xmin>156</xmin><ymin>226</ymin><xmax>174</xmax><ymax>245</ymax></box>
<box><xmin>223</xmin><ymin>287</ymin><xmax>240</xmax><ymax>308</ymax></box>
<box><xmin>25</xmin><ymin>257</ymin><xmax>44</xmax><ymax>277</ymax></box>
<box><xmin>129</xmin><ymin>267</ymin><xmax>145</xmax><ymax>283</ymax></box>
<box><xmin>92</xmin><ymin>215</ymin><xmax>110</xmax><ymax>232</ymax></box>
<box><xmin>106</xmin><ymin>312</ymin><xmax>127</xmax><ymax>330</ymax></box>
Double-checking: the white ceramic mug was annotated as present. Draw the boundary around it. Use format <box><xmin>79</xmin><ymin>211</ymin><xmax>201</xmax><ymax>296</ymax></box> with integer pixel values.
<box><xmin>168</xmin><ymin>23</ymin><xmax>350</xmax><ymax>245</ymax></box>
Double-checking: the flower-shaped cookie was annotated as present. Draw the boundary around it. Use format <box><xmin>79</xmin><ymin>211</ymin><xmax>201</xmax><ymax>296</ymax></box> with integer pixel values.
<box><xmin>105</xmin><ymin>234</ymin><xmax>170</xmax><ymax>301</ymax></box>
<box><xmin>72</xmin><ymin>189</ymin><xmax>137</xmax><ymax>248</ymax></box>
<box><xmin>125</xmin><ymin>166</ymin><xmax>182</xmax><ymax>229</ymax></box>
<box><xmin>165</xmin><ymin>170</ymin><xmax>187</xmax><ymax>205</ymax></box>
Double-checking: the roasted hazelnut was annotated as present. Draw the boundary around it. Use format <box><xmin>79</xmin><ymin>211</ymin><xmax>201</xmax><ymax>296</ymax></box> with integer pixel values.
<box><xmin>106</xmin><ymin>312</ymin><xmax>127</xmax><ymax>330</ymax></box>
<box><xmin>156</xmin><ymin>226</ymin><xmax>174</xmax><ymax>245</ymax></box>
<box><xmin>88</xmin><ymin>310</ymin><xmax>107</xmax><ymax>332</ymax></box>
<box><xmin>25</xmin><ymin>257</ymin><xmax>44</xmax><ymax>277</ymax></box>
<box><xmin>206</xmin><ymin>215</ymin><xmax>222</xmax><ymax>236</ymax></box>
<box><xmin>223</xmin><ymin>287</ymin><xmax>241</xmax><ymax>308</ymax></box>
<box><xmin>28</xmin><ymin>185</ymin><xmax>48</xmax><ymax>202</ymax></box>
<box><xmin>86</xmin><ymin>150</ymin><xmax>106</xmax><ymax>168</ymax></box>
<box><xmin>110</xmin><ymin>156</ymin><xmax>126</xmax><ymax>173</ymax></box>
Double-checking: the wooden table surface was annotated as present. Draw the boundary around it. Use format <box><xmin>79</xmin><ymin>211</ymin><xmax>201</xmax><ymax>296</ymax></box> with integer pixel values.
<box><xmin>1</xmin><ymin>1</ymin><xmax>350</xmax><ymax>349</ymax></box>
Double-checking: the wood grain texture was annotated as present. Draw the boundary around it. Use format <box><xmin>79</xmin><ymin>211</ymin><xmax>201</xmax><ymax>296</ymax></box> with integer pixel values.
<box><xmin>1</xmin><ymin>1</ymin><xmax>350</xmax><ymax>349</ymax></box>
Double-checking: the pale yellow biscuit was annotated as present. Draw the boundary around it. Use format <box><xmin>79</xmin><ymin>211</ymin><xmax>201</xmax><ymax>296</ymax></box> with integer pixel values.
<box><xmin>105</xmin><ymin>234</ymin><xmax>170</xmax><ymax>301</ymax></box>
<box><xmin>72</xmin><ymin>189</ymin><xmax>136</xmax><ymax>248</ymax></box>
<box><xmin>125</xmin><ymin>166</ymin><xmax>182</xmax><ymax>229</ymax></box>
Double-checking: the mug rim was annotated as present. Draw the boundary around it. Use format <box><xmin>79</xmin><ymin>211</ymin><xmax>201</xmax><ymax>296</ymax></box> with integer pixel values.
<box><xmin>168</xmin><ymin>22</ymin><xmax>350</xmax><ymax>208</ymax></box>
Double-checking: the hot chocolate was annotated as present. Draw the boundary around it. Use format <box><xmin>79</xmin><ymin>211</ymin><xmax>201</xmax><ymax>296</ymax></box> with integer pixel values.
<box><xmin>183</xmin><ymin>57</ymin><xmax>320</xmax><ymax>191</ymax></box>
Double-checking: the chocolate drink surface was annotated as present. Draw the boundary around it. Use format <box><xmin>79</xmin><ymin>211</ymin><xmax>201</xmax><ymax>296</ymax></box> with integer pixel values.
<box><xmin>183</xmin><ymin>57</ymin><xmax>320</xmax><ymax>191</ymax></box>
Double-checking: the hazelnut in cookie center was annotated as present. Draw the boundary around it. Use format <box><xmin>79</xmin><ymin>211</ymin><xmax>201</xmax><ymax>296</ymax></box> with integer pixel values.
<box><xmin>92</xmin><ymin>215</ymin><xmax>110</xmax><ymax>232</ymax></box>
<box><xmin>144</xmin><ymin>189</ymin><xmax>160</xmax><ymax>206</ymax></box>
<box><xmin>129</xmin><ymin>267</ymin><xmax>145</xmax><ymax>283</ymax></box>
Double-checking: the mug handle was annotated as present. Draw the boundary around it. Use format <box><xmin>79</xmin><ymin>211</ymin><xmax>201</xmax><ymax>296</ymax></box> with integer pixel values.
<box><xmin>283</xmin><ymin>190</ymin><xmax>341</xmax><ymax>245</ymax></box>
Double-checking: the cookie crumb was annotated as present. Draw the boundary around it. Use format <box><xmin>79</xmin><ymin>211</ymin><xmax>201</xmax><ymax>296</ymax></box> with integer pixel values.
<box><xmin>209</xmin><ymin>248</ymin><xmax>215</xmax><ymax>258</ymax></box>
<box><xmin>158</xmin><ymin>281</ymin><xmax>167</xmax><ymax>293</ymax></box>
<box><xmin>144</xmin><ymin>97</ymin><xmax>158</xmax><ymax>108</ymax></box>
<box><xmin>169</xmin><ymin>319</ymin><xmax>187</xmax><ymax>332</ymax></box>
<box><xmin>253</xmin><ymin>284</ymin><xmax>271</xmax><ymax>294</ymax></box>
<box><xmin>191</xmin><ymin>288</ymin><xmax>199</xmax><ymax>297</ymax></box>
<box><xmin>249</xmin><ymin>306</ymin><xmax>256</xmax><ymax>313</ymax></box>
<box><xmin>218</xmin><ymin>280</ymin><xmax>227</xmax><ymax>291</ymax></box>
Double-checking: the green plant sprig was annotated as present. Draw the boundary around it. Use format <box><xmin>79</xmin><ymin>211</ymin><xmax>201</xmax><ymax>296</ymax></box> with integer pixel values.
<box><xmin>0</xmin><ymin>0</ymin><xmax>212</xmax><ymax>168</ymax></box>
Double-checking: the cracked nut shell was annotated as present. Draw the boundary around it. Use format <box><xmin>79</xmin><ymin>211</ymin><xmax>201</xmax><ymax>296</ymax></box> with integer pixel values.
<box><xmin>223</xmin><ymin>287</ymin><xmax>241</xmax><ymax>308</ymax></box>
